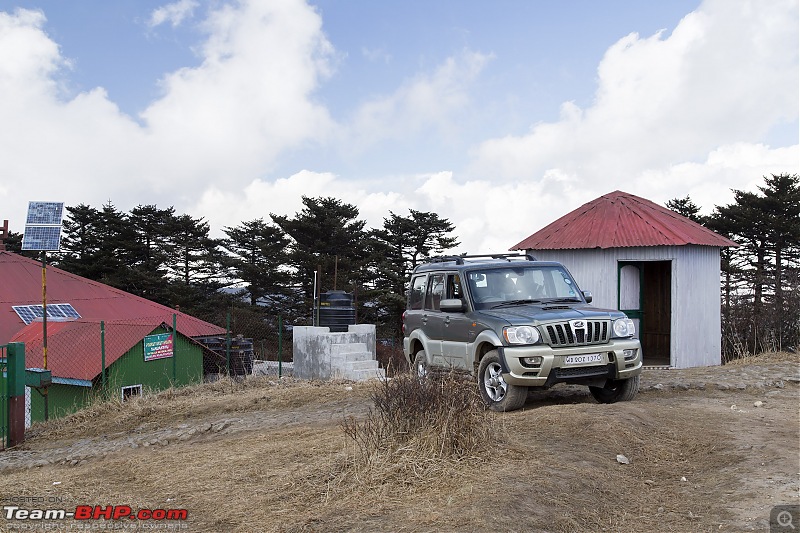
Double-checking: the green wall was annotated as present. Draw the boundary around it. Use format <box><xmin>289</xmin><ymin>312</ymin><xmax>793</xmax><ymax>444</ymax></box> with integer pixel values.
<box><xmin>28</xmin><ymin>328</ymin><xmax>204</xmax><ymax>423</ymax></box>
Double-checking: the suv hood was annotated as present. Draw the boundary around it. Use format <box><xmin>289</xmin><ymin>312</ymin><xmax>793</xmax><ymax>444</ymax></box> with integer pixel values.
<box><xmin>475</xmin><ymin>304</ymin><xmax>621</xmax><ymax>325</ymax></box>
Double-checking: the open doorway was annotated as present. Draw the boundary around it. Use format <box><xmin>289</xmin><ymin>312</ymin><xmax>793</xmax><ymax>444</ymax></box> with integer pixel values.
<box><xmin>618</xmin><ymin>261</ymin><xmax>672</xmax><ymax>366</ymax></box>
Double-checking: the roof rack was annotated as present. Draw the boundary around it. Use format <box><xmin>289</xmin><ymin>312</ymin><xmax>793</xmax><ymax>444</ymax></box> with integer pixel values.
<box><xmin>425</xmin><ymin>252</ymin><xmax>537</xmax><ymax>265</ymax></box>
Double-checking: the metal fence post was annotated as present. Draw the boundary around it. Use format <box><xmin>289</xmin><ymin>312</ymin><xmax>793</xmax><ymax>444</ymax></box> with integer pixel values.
<box><xmin>226</xmin><ymin>311</ymin><xmax>231</xmax><ymax>376</ymax></box>
<box><xmin>172</xmin><ymin>313</ymin><xmax>177</xmax><ymax>383</ymax></box>
<box><xmin>100</xmin><ymin>321</ymin><xmax>106</xmax><ymax>390</ymax></box>
<box><xmin>278</xmin><ymin>315</ymin><xmax>282</xmax><ymax>378</ymax></box>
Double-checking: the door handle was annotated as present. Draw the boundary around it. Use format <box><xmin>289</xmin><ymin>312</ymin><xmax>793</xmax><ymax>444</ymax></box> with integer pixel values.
<box><xmin>444</xmin><ymin>316</ymin><xmax>451</xmax><ymax>325</ymax></box>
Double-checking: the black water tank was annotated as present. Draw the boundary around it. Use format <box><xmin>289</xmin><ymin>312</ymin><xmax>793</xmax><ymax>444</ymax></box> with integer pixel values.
<box><xmin>319</xmin><ymin>290</ymin><xmax>355</xmax><ymax>332</ymax></box>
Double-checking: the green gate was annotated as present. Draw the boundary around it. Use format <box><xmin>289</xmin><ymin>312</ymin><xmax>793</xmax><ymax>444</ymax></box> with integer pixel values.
<box><xmin>1</xmin><ymin>342</ymin><xmax>25</xmax><ymax>450</ymax></box>
<box><xmin>1</xmin><ymin>343</ymin><xmax>9</xmax><ymax>450</ymax></box>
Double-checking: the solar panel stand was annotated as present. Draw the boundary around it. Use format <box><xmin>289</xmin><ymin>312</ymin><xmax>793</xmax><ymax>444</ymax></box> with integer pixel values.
<box><xmin>42</xmin><ymin>251</ymin><xmax>49</xmax><ymax>421</ymax></box>
<box><xmin>22</xmin><ymin>201</ymin><xmax>65</xmax><ymax>422</ymax></box>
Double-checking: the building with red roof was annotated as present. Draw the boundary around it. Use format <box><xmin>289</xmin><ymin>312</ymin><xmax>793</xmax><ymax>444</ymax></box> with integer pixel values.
<box><xmin>511</xmin><ymin>191</ymin><xmax>737</xmax><ymax>368</ymax></box>
<box><xmin>0</xmin><ymin>250</ymin><xmax>226</xmax><ymax>424</ymax></box>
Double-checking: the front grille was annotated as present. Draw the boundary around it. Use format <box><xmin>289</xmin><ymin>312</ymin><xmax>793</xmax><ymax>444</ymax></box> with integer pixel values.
<box><xmin>554</xmin><ymin>365</ymin><xmax>610</xmax><ymax>379</ymax></box>
<box><xmin>545</xmin><ymin>320</ymin><xmax>610</xmax><ymax>347</ymax></box>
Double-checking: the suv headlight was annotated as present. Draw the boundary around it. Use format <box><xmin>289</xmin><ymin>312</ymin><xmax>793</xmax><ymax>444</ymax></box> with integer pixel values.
<box><xmin>504</xmin><ymin>326</ymin><xmax>540</xmax><ymax>345</ymax></box>
<box><xmin>612</xmin><ymin>318</ymin><xmax>636</xmax><ymax>338</ymax></box>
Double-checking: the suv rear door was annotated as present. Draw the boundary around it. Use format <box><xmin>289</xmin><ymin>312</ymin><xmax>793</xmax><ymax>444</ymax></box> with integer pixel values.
<box><xmin>441</xmin><ymin>272</ymin><xmax>471</xmax><ymax>370</ymax></box>
<box><xmin>422</xmin><ymin>273</ymin><xmax>447</xmax><ymax>366</ymax></box>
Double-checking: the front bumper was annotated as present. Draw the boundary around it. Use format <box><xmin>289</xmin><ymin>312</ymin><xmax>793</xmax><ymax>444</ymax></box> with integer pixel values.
<box><xmin>498</xmin><ymin>338</ymin><xmax>643</xmax><ymax>387</ymax></box>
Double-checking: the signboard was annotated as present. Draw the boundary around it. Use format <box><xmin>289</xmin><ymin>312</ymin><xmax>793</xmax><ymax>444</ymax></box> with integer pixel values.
<box><xmin>143</xmin><ymin>333</ymin><xmax>173</xmax><ymax>361</ymax></box>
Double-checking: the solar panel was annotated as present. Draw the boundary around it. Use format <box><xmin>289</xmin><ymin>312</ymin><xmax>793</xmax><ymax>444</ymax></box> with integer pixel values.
<box><xmin>12</xmin><ymin>304</ymin><xmax>81</xmax><ymax>325</ymax></box>
<box><xmin>22</xmin><ymin>201</ymin><xmax>64</xmax><ymax>251</ymax></box>
<box><xmin>26</xmin><ymin>202</ymin><xmax>64</xmax><ymax>225</ymax></box>
<box><xmin>53</xmin><ymin>303</ymin><xmax>81</xmax><ymax>319</ymax></box>
<box><xmin>21</xmin><ymin>226</ymin><xmax>62</xmax><ymax>251</ymax></box>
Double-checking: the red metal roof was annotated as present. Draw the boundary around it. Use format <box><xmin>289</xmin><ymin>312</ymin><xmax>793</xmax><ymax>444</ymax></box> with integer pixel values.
<box><xmin>0</xmin><ymin>251</ymin><xmax>225</xmax><ymax>350</ymax></box>
<box><xmin>511</xmin><ymin>190</ymin><xmax>739</xmax><ymax>251</ymax></box>
<box><xmin>11</xmin><ymin>321</ymin><xmax>160</xmax><ymax>382</ymax></box>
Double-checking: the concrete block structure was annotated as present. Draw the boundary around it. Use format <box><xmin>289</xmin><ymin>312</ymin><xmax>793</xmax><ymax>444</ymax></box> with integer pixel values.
<box><xmin>292</xmin><ymin>325</ymin><xmax>385</xmax><ymax>381</ymax></box>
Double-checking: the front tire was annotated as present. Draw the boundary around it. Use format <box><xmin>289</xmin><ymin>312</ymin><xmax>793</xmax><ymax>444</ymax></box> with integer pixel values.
<box><xmin>589</xmin><ymin>375</ymin><xmax>640</xmax><ymax>403</ymax></box>
<box><xmin>477</xmin><ymin>351</ymin><xmax>527</xmax><ymax>412</ymax></box>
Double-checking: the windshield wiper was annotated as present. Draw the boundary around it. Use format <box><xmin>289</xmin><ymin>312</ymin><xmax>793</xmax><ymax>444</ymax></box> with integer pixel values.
<box><xmin>490</xmin><ymin>299</ymin><xmax>542</xmax><ymax>309</ymax></box>
<box><xmin>543</xmin><ymin>297</ymin><xmax>582</xmax><ymax>303</ymax></box>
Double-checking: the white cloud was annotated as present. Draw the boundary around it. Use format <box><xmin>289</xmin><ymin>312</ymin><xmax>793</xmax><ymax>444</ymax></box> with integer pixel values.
<box><xmin>0</xmin><ymin>0</ymin><xmax>796</xmax><ymax>258</ymax></box>
<box><xmin>190</xmin><ymin>170</ymin><xmax>405</xmax><ymax>237</ymax></box>
<box><xmin>0</xmin><ymin>1</ymin><xmax>336</xmax><ymax>232</ymax></box>
<box><xmin>470</xmin><ymin>0</ymin><xmax>798</xmax><ymax>211</ymax></box>
<box><xmin>344</xmin><ymin>50</ymin><xmax>492</xmax><ymax>152</ymax></box>
<box><xmin>148</xmin><ymin>0</ymin><xmax>198</xmax><ymax>28</ymax></box>
<box><xmin>361</xmin><ymin>46</ymin><xmax>391</xmax><ymax>64</ymax></box>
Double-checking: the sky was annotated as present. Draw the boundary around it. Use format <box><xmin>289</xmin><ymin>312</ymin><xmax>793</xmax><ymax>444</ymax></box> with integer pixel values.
<box><xmin>0</xmin><ymin>0</ymin><xmax>797</xmax><ymax>254</ymax></box>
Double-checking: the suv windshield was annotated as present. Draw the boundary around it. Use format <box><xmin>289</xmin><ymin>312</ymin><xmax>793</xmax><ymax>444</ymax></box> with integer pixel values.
<box><xmin>466</xmin><ymin>265</ymin><xmax>582</xmax><ymax>310</ymax></box>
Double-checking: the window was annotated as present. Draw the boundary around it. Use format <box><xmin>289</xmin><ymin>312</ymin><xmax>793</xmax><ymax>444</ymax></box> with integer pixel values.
<box><xmin>425</xmin><ymin>274</ymin><xmax>445</xmax><ymax>311</ymax></box>
<box><xmin>408</xmin><ymin>276</ymin><xmax>427</xmax><ymax>310</ymax></box>
<box><xmin>447</xmin><ymin>274</ymin><xmax>463</xmax><ymax>300</ymax></box>
<box><xmin>121</xmin><ymin>384</ymin><xmax>142</xmax><ymax>402</ymax></box>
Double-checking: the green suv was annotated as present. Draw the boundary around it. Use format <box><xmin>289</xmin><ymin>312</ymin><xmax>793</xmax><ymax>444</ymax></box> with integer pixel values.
<box><xmin>403</xmin><ymin>254</ymin><xmax>643</xmax><ymax>411</ymax></box>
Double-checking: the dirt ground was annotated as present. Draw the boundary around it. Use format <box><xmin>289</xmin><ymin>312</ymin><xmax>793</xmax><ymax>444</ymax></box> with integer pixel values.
<box><xmin>1</xmin><ymin>353</ymin><xmax>798</xmax><ymax>533</ymax></box>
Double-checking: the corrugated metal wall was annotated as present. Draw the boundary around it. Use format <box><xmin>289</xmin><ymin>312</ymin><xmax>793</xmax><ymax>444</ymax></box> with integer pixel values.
<box><xmin>527</xmin><ymin>245</ymin><xmax>722</xmax><ymax>368</ymax></box>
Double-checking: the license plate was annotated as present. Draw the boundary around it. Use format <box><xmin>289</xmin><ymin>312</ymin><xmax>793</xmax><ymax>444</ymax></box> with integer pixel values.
<box><xmin>564</xmin><ymin>353</ymin><xmax>602</xmax><ymax>365</ymax></box>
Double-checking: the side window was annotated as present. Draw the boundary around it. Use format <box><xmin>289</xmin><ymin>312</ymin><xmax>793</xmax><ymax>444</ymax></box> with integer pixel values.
<box><xmin>425</xmin><ymin>274</ymin><xmax>445</xmax><ymax>311</ymax></box>
<box><xmin>408</xmin><ymin>275</ymin><xmax>427</xmax><ymax>310</ymax></box>
<box><xmin>447</xmin><ymin>274</ymin><xmax>463</xmax><ymax>300</ymax></box>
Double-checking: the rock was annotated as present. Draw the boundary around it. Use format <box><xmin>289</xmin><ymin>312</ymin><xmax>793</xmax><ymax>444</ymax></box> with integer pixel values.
<box><xmin>616</xmin><ymin>454</ymin><xmax>630</xmax><ymax>464</ymax></box>
<box><xmin>644</xmin><ymin>479</ymin><xmax>655</xmax><ymax>485</ymax></box>
<box><xmin>653</xmin><ymin>383</ymin><xmax>664</xmax><ymax>390</ymax></box>
<box><xmin>681</xmin><ymin>476</ymin><xmax>688</xmax><ymax>482</ymax></box>
<box><xmin>730</xmin><ymin>404</ymin><xmax>737</xmax><ymax>410</ymax></box>
<box><xmin>753</xmin><ymin>401</ymin><xmax>764</xmax><ymax>408</ymax></box>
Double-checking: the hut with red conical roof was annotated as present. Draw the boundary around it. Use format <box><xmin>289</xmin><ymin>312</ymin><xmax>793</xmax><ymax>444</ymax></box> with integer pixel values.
<box><xmin>511</xmin><ymin>190</ymin><xmax>737</xmax><ymax>368</ymax></box>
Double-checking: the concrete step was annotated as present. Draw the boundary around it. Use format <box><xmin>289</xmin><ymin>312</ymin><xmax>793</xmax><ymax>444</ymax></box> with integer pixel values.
<box><xmin>330</xmin><ymin>343</ymin><xmax>369</xmax><ymax>356</ymax></box>
<box><xmin>345</xmin><ymin>359</ymin><xmax>380</xmax><ymax>372</ymax></box>
<box><xmin>342</xmin><ymin>367</ymin><xmax>386</xmax><ymax>381</ymax></box>
<box><xmin>331</xmin><ymin>351</ymin><xmax>373</xmax><ymax>365</ymax></box>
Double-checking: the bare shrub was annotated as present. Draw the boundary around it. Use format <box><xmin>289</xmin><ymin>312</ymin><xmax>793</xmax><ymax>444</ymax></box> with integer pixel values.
<box><xmin>341</xmin><ymin>370</ymin><xmax>495</xmax><ymax>471</ymax></box>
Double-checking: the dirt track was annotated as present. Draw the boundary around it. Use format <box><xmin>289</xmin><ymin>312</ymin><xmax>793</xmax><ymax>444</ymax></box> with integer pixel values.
<box><xmin>0</xmin><ymin>356</ymin><xmax>798</xmax><ymax>532</ymax></box>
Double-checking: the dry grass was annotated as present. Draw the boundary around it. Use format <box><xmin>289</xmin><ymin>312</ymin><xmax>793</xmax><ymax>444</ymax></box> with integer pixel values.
<box><xmin>4</xmin><ymin>356</ymin><xmax>798</xmax><ymax>532</ymax></box>
<box><xmin>723</xmin><ymin>349</ymin><xmax>800</xmax><ymax>366</ymax></box>
<box><xmin>335</xmin><ymin>371</ymin><xmax>497</xmax><ymax>501</ymax></box>
<box><xmin>24</xmin><ymin>376</ymin><xmax>373</xmax><ymax>444</ymax></box>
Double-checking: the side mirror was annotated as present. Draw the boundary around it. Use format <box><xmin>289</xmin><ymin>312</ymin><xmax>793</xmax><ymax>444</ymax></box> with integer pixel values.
<box><xmin>440</xmin><ymin>299</ymin><xmax>465</xmax><ymax>312</ymax></box>
<box><xmin>582</xmin><ymin>291</ymin><xmax>593</xmax><ymax>303</ymax></box>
